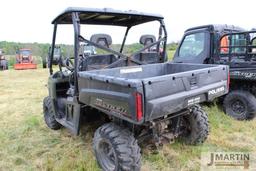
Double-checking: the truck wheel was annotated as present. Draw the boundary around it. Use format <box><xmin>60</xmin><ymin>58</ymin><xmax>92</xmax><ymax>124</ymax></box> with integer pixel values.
<box><xmin>43</xmin><ymin>96</ymin><xmax>61</xmax><ymax>130</ymax></box>
<box><xmin>43</xmin><ymin>62</ymin><xmax>47</xmax><ymax>68</ymax></box>
<box><xmin>42</xmin><ymin>58</ymin><xmax>47</xmax><ymax>68</ymax></box>
<box><xmin>223</xmin><ymin>90</ymin><xmax>256</xmax><ymax>120</ymax></box>
<box><xmin>93</xmin><ymin>123</ymin><xmax>141</xmax><ymax>171</ymax></box>
<box><xmin>181</xmin><ymin>105</ymin><xmax>209</xmax><ymax>145</ymax></box>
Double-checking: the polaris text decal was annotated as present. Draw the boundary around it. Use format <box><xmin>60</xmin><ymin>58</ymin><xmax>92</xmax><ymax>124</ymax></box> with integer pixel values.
<box><xmin>208</xmin><ymin>86</ymin><xmax>225</xmax><ymax>96</ymax></box>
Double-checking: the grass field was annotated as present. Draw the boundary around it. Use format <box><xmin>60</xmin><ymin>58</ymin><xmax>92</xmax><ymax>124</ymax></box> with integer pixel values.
<box><xmin>0</xmin><ymin>68</ymin><xmax>256</xmax><ymax>171</ymax></box>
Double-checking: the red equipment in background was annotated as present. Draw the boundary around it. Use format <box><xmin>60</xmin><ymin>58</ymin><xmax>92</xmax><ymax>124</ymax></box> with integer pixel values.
<box><xmin>14</xmin><ymin>49</ymin><xmax>37</xmax><ymax>70</ymax></box>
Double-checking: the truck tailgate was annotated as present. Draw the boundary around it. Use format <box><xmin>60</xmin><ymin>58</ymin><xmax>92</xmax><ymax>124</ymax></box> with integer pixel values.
<box><xmin>142</xmin><ymin>67</ymin><xmax>228</xmax><ymax>121</ymax></box>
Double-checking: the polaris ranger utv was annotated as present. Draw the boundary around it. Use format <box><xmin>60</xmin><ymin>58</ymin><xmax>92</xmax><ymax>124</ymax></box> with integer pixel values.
<box><xmin>173</xmin><ymin>24</ymin><xmax>256</xmax><ymax>120</ymax></box>
<box><xmin>43</xmin><ymin>8</ymin><xmax>229</xmax><ymax>171</ymax></box>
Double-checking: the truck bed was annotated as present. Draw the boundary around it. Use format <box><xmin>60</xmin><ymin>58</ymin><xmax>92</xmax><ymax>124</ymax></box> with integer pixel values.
<box><xmin>78</xmin><ymin>62</ymin><xmax>229</xmax><ymax>124</ymax></box>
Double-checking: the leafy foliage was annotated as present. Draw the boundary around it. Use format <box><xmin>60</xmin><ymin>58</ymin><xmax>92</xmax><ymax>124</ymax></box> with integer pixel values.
<box><xmin>0</xmin><ymin>41</ymin><xmax>50</xmax><ymax>57</ymax></box>
<box><xmin>0</xmin><ymin>41</ymin><xmax>178</xmax><ymax>56</ymax></box>
<box><xmin>0</xmin><ymin>41</ymin><xmax>178</xmax><ymax>67</ymax></box>
<box><xmin>0</xmin><ymin>41</ymin><xmax>74</xmax><ymax>60</ymax></box>
<box><xmin>167</xmin><ymin>42</ymin><xmax>179</xmax><ymax>51</ymax></box>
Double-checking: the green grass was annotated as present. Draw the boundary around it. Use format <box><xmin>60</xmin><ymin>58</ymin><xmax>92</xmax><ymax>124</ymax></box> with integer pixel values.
<box><xmin>0</xmin><ymin>69</ymin><xmax>256</xmax><ymax>171</ymax></box>
<box><xmin>167</xmin><ymin>50</ymin><xmax>175</xmax><ymax>60</ymax></box>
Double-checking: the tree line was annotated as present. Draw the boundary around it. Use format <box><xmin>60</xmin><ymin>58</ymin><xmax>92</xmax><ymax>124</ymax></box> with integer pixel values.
<box><xmin>0</xmin><ymin>41</ymin><xmax>73</xmax><ymax>58</ymax></box>
<box><xmin>0</xmin><ymin>41</ymin><xmax>178</xmax><ymax>58</ymax></box>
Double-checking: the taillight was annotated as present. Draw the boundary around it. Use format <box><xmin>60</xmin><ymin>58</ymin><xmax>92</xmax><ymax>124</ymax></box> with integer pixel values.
<box><xmin>135</xmin><ymin>92</ymin><xmax>143</xmax><ymax>121</ymax></box>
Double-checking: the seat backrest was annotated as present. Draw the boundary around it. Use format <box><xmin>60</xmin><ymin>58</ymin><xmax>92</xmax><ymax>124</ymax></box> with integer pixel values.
<box><xmin>133</xmin><ymin>34</ymin><xmax>160</xmax><ymax>64</ymax></box>
<box><xmin>139</xmin><ymin>34</ymin><xmax>156</xmax><ymax>46</ymax></box>
<box><xmin>90</xmin><ymin>34</ymin><xmax>112</xmax><ymax>48</ymax></box>
<box><xmin>79</xmin><ymin>34</ymin><xmax>116</xmax><ymax>71</ymax></box>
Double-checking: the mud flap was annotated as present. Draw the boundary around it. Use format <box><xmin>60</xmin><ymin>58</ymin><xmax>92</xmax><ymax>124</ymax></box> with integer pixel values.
<box><xmin>56</xmin><ymin>96</ymin><xmax>81</xmax><ymax>135</ymax></box>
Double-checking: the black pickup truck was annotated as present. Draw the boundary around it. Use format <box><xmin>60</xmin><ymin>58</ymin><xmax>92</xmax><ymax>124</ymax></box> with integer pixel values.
<box><xmin>43</xmin><ymin>8</ymin><xmax>229</xmax><ymax>171</ymax></box>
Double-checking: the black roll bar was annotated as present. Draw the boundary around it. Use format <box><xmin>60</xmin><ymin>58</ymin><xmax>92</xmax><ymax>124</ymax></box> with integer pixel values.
<box><xmin>49</xmin><ymin>23</ymin><xmax>57</xmax><ymax>75</ymax></box>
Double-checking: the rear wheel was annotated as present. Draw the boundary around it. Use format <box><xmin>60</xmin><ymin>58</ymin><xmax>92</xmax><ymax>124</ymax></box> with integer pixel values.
<box><xmin>223</xmin><ymin>90</ymin><xmax>256</xmax><ymax>120</ymax></box>
<box><xmin>180</xmin><ymin>105</ymin><xmax>209</xmax><ymax>145</ymax></box>
<box><xmin>93</xmin><ymin>123</ymin><xmax>141</xmax><ymax>171</ymax></box>
<box><xmin>43</xmin><ymin>96</ymin><xmax>61</xmax><ymax>130</ymax></box>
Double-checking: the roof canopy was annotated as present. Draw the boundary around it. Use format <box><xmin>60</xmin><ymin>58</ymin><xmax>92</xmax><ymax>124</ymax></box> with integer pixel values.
<box><xmin>52</xmin><ymin>7</ymin><xmax>164</xmax><ymax>27</ymax></box>
<box><xmin>185</xmin><ymin>24</ymin><xmax>245</xmax><ymax>33</ymax></box>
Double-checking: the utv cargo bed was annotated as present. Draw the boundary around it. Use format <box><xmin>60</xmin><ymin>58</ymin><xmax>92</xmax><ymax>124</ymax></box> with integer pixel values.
<box><xmin>78</xmin><ymin>62</ymin><xmax>229</xmax><ymax>124</ymax></box>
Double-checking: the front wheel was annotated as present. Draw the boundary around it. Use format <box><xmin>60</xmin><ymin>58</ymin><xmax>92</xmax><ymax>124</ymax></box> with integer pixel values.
<box><xmin>180</xmin><ymin>105</ymin><xmax>209</xmax><ymax>145</ymax></box>
<box><xmin>43</xmin><ymin>96</ymin><xmax>61</xmax><ymax>130</ymax></box>
<box><xmin>93</xmin><ymin>123</ymin><xmax>141</xmax><ymax>171</ymax></box>
<box><xmin>223</xmin><ymin>90</ymin><xmax>256</xmax><ymax>120</ymax></box>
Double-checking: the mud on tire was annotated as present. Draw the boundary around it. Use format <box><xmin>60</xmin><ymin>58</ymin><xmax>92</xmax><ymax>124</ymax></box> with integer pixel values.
<box><xmin>93</xmin><ymin>123</ymin><xmax>141</xmax><ymax>171</ymax></box>
<box><xmin>43</xmin><ymin>96</ymin><xmax>61</xmax><ymax>130</ymax></box>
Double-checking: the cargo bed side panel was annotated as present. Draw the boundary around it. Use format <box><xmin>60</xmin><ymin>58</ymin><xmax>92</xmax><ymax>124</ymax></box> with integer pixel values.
<box><xmin>78</xmin><ymin>75</ymin><xmax>144</xmax><ymax>123</ymax></box>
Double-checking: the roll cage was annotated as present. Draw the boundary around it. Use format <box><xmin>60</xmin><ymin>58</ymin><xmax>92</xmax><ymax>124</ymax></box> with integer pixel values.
<box><xmin>49</xmin><ymin>7</ymin><xmax>168</xmax><ymax>95</ymax></box>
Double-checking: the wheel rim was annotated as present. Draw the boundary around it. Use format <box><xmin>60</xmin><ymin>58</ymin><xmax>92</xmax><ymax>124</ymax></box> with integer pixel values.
<box><xmin>230</xmin><ymin>99</ymin><xmax>246</xmax><ymax>116</ymax></box>
<box><xmin>97</xmin><ymin>139</ymin><xmax>117</xmax><ymax>171</ymax></box>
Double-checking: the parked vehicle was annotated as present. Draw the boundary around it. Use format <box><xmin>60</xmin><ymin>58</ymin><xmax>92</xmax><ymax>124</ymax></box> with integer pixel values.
<box><xmin>42</xmin><ymin>46</ymin><xmax>62</xmax><ymax>68</ymax></box>
<box><xmin>43</xmin><ymin>8</ymin><xmax>229</xmax><ymax>171</ymax></box>
<box><xmin>14</xmin><ymin>49</ymin><xmax>37</xmax><ymax>70</ymax></box>
<box><xmin>173</xmin><ymin>24</ymin><xmax>256</xmax><ymax>120</ymax></box>
<box><xmin>0</xmin><ymin>49</ymin><xmax>8</xmax><ymax>70</ymax></box>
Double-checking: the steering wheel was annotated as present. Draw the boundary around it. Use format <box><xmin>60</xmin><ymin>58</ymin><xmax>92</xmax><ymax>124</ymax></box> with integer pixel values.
<box><xmin>62</xmin><ymin>57</ymin><xmax>74</xmax><ymax>71</ymax></box>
